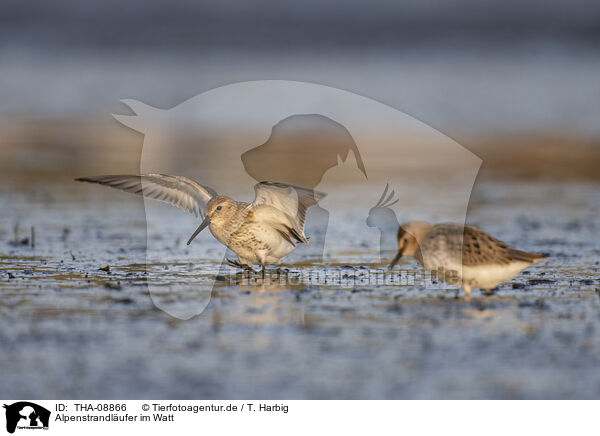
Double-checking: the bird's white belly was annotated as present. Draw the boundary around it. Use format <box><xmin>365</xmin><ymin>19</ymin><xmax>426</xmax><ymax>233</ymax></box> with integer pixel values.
<box><xmin>422</xmin><ymin>252</ymin><xmax>530</xmax><ymax>290</ymax></box>
<box><xmin>461</xmin><ymin>262</ymin><xmax>530</xmax><ymax>289</ymax></box>
<box><xmin>264</xmin><ymin>238</ymin><xmax>295</xmax><ymax>264</ymax></box>
<box><xmin>227</xmin><ymin>224</ymin><xmax>294</xmax><ymax>266</ymax></box>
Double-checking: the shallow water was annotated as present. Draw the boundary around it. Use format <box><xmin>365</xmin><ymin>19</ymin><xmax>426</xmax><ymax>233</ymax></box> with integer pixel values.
<box><xmin>1</xmin><ymin>179</ymin><xmax>599</xmax><ymax>398</ymax></box>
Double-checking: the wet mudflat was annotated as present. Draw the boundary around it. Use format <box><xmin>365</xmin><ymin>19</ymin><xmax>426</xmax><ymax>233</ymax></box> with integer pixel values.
<box><xmin>1</xmin><ymin>179</ymin><xmax>599</xmax><ymax>399</ymax></box>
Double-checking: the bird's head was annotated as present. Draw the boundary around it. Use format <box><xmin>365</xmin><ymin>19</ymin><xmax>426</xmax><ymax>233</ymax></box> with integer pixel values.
<box><xmin>187</xmin><ymin>196</ymin><xmax>238</xmax><ymax>245</ymax></box>
<box><xmin>389</xmin><ymin>221</ymin><xmax>431</xmax><ymax>268</ymax></box>
<box><xmin>206</xmin><ymin>196</ymin><xmax>237</xmax><ymax>220</ymax></box>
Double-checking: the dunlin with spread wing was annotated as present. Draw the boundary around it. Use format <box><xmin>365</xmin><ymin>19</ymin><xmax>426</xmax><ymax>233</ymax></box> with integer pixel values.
<box><xmin>389</xmin><ymin>221</ymin><xmax>548</xmax><ymax>297</ymax></box>
<box><xmin>76</xmin><ymin>174</ymin><xmax>324</xmax><ymax>270</ymax></box>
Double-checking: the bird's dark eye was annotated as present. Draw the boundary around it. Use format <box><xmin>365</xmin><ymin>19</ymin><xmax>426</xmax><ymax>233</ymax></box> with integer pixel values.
<box><xmin>216</xmin><ymin>206</ymin><xmax>222</xmax><ymax>211</ymax></box>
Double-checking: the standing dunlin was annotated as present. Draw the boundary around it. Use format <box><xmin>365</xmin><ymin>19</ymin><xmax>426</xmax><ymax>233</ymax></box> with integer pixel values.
<box><xmin>76</xmin><ymin>174</ymin><xmax>325</xmax><ymax>270</ymax></box>
<box><xmin>389</xmin><ymin>221</ymin><xmax>548</xmax><ymax>297</ymax></box>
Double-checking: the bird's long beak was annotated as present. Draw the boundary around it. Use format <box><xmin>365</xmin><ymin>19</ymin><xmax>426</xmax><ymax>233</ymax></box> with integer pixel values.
<box><xmin>389</xmin><ymin>249</ymin><xmax>403</xmax><ymax>269</ymax></box>
<box><xmin>187</xmin><ymin>215</ymin><xmax>210</xmax><ymax>245</ymax></box>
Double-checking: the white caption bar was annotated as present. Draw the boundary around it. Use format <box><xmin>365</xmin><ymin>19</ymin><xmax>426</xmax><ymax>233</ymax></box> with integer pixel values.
<box><xmin>0</xmin><ymin>400</ymin><xmax>597</xmax><ymax>435</ymax></box>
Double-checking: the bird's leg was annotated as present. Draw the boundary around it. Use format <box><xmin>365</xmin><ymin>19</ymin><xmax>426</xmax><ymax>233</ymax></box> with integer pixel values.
<box><xmin>463</xmin><ymin>286</ymin><xmax>471</xmax><ymax>300</ymax></box>
<box><xmin>226</xmin><ymin>258</ymin><xmax>243</xmax><ymax>268</ymax></box>
<box><xmin>226</xmin><ymin>258</ymin><xmax>255</xmax><ymax>272</ymax></box>
<box><xmin>261</xmin><ymin>265</ymin><xmax>266</xmax><ymax>279</ymax></box>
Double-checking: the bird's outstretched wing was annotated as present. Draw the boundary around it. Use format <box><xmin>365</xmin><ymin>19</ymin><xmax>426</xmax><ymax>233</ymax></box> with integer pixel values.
<box><xmin>76</xmin><ymin>174</ymin><xmax>217</xmax><ymax>218</ymax></box>
<box><xmin>251</xmin><ymin>181</ymin><xmax>326</xmax><ymax>245</ymax></box>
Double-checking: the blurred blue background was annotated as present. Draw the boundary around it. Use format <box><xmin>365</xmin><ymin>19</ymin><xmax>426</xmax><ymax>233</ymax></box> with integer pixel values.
<box><xmin>1</xmin><ymin>0</ymin><xmax>599</xmax><ymax>135</ymax></box>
